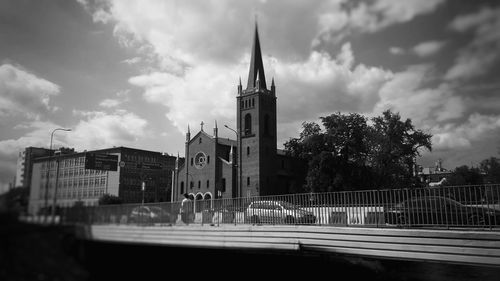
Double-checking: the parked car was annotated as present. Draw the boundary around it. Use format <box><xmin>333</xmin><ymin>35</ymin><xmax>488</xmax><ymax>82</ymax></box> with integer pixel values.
<box><xmin>129</xmin><ymin>206</ymin><xmax>173</xmax><ymax>224</ymax></box>
<box><xmin>245</xmin><ymin>200</ymin><xmax>316</xmax><ymax>224</ymax></box>
<box><xmin>209</xmin><ymin>207</ymin><xmax>235</xmax><ymax>224</ymax></box>
<box><xmin>384</xmin><ymin>196</ymin><xmax>500</xmax><ymax>227</ymax></box>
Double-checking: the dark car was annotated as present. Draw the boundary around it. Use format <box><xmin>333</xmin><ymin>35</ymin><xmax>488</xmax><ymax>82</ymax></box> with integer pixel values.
<box><xmin>129</xmin><ymin>206</ymin><xmax>173</xmax><ymax>224</ymax></box>
<box><xmin>384</xmin><ymin>196</ymin><xmax>500</xmax><ymax>227</ymax></box>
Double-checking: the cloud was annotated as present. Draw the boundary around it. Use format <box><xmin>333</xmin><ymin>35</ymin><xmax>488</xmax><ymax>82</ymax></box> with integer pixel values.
<box><xmin>373</xmin><ymin>64</ymin><xmax>466</xmax><ymax>127</ymax></box>
<box><xmin>99</xmin><ymin>99</ymin><xmax>121</xmax><ymax>108</ymax></box>
<box><xmin>315</xmin><ymin>0</ymin><xmax>445</xmax><ymax>45</ymax></box>
<box><xmin>98</xmin><ymin>90</ymin><xmax>130</xmax><ymax>108</ymax></box>
<box><xmin>445</xmin><ymin>6</ymin><xmax>500</xmax><ymax>81</ymax></box>
<box><xmin>0</xmin><ymin>63</ymin><xmax>60</xmax><ymax>119</ymax></box>
<box><xmin>129</xmin><ymin>61</ymin><xmax>245</xmax><ymax>134</ymax></box>
<box><xmin>432</xmin><ymin>114</ymin><xmax>500</xmax><ymax>150</ymax></box>
<box><xmin>70</xmin><ymin>110</ymin><xmax>149</xmax><ymax>150</ymax></box>
<box><xmin>412</xmin><ymin>40</ymin><xmax>446</xmax><ymax>57</ymax></box>
<box><xmin>389</xmin><ymin>46</ymin><xmax>405</xmax><ymax>55</ymax></box>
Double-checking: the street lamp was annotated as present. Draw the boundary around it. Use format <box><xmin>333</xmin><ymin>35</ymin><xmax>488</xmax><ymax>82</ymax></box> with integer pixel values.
<box><xmin>44</xmin><ymin>128</ymin><xmax>71</xmax><ymax>223</ymax></box>
<box><xmin>224</xmin><ymin>125</ymin><xmax>241</xmax><ymax>199</ymax></box>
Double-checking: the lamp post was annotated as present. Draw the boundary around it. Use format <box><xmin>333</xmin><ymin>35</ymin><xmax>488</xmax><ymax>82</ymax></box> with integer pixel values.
<box><xmin>44</xmin><ymin>128</ymin><xmax>71</xmax><ymax>223</ymax></box>
<box><xmin>224</xmin><ymin>125</ymin><xmax>240</xmax><ymax>199</ymax></box>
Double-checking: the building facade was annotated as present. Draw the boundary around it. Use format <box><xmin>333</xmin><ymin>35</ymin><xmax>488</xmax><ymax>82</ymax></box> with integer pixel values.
<box><xmin>175</xmin><ymin>24</ymin><xmax>307</xmax><ymax>203</ymax></box>
<box><xmin>15</xmin><ymin>147</ymin><xmax>53</xmax><ymax>188</ymax></box>
<box><xmin>28</xmin><ymin>146</ymin><xmax>178</xmax><ymax>215</ymax></box>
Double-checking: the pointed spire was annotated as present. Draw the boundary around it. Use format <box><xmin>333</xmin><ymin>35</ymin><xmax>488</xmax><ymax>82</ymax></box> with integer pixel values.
<box><xmin>186</xmin><ymin>124</ymin><xmax>191</xmax><ymax>142</ymax></box>
<box><xmin>246</xmin><ymin>21</ymin><xmax>267</xmax><ymax>90</ymax></box>
<box><xmin>213</xmin><ymin>120</ymin><xmax>218</xmax><ymax>138</ymax></box>
<box><xmin>271</xmin><ymin>76</ymin><xmax>275</xmax><ymax>95</ymax></box>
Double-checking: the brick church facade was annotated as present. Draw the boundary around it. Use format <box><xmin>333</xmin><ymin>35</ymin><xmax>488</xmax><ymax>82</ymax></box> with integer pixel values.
<box><xmin>174</xmin><ymin>24</ymin><xmax>307</xmax><ymax>202</ymax></box>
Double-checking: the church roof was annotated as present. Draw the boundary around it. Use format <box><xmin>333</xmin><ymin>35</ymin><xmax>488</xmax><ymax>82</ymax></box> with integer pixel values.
<box><xmin>246</xmin><ymin>23</ymin><xmax>267</xmax><ymax>90</ymax></box>
<box><xmin>217</xmin><ymin>138</ymin><xmax>237</xmax><ymax>147</ymax></box>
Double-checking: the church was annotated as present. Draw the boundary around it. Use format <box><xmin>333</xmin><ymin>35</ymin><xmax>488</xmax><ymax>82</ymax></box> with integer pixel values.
<box><xmin>173</xmin><ymin>24</ymin><xmax>307</xmax><ymax>203</ymax></box>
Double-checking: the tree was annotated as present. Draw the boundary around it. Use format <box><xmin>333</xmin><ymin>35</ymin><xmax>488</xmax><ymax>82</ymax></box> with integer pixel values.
<box><xmin>98</xmin><ymin>194</ymin><xmax>123</xmax><ymax>205</ymax></box>
<box><xmin>284</xmin><ymin>110</ymin><xmax>432</xmax><ymax>192</ymax></box>
<box><xmin>369</xmin><ymin>110</ymin><xmax>432</xmax><ymax>188</ymax></box>
<box><xmin>480</xmin><ymin>157</ymin><xmax>500</xmax><ymax>184</ymax></box>
<box><xmin>444</xmin><ymin>165</ymin><xmax>483</xmax><ymax>186</ymax></box>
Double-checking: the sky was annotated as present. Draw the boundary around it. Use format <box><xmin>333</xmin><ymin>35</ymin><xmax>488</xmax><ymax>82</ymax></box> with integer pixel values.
<box><xmin>1</xmin><ymin>0</ymin><xmax>499</xmax><ymax>193</ymax></box>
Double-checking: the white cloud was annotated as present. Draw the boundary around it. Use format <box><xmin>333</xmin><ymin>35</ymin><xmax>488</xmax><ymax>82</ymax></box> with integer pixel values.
<box><xmin>432</xmin><ymin>114</ymin><xmax>500</xmax><ymax>150</ymax></box>
<box><xmin>129</xmin><ymin>60</ymin><xmax>245</xmax><ymax>134</ymax></box>
<box><xmin>373</xmin><ymin>64</ymin><xmax>465</xmax><ymax>126</ymax></box>
<box><xmin>445</xmin><ymin>6</ymin><xmax>500</xmax><ymax>80</ymax></box>
<box><xmin>315</xmin><ymin>0</ymin><xmax>445</xmax><ymax>45</ymax></box>
<box><xmin>99</xmin><ymin>99</ymin><xmax>121</xmax><ymax>108</ymax></box>
<box><xmin>389</xmin><ymin>47</ymin><xmax>405</xmax><ymax>55</ymax></box>
<box><xmin>98</xmin><ymin>90</ymin><xmax>130</xmax><ymax>108</ymax></box>
<box><xmin>70</xmin><ymin>110</ymin><xmax>149</xmax><ymax>150</ymax></box>
<box><xmin>0</xmin><ymin>63</ymin><xmax>60</xmax><ymax>119</ymax></box>
<box><xmin>412</xmin><ymin>40</ymin><xmax>446</xmax><ymax>57</ymax></box>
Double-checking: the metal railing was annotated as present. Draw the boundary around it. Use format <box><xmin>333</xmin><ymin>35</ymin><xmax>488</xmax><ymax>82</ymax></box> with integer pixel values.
<box><xmin>56</xmin><ymin>184</ymin><xmax>500</xmax><ymax>229</ymax></box>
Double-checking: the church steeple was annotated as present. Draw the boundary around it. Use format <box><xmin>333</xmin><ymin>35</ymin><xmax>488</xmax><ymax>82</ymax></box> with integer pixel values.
<box><xmin>246</xmin><ymin>22</ymin><xmax>267</xmax><ymax>90</ymax></box>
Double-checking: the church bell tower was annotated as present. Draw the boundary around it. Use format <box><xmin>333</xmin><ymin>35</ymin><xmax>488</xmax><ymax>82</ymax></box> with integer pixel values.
<box><xmin>237</xmin><ymin>23</ymin><xmax>277</xmax><ymax>197</ymax></box>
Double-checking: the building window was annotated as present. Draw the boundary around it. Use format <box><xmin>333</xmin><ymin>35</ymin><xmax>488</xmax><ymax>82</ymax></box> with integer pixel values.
<box><xmin>180</xmin><ymin>182</ymin><xmax>184</xmax><ymax>194</ymax></box>
<box><xmin>247</xmin><ymin>146</ymin><xmax>250</xmax><ymax>156</ymax></box>
<box><xmin>244</xmin><ymin>113</ymin><xmax>252</xmax><ymax>135</ymax></box>
<box><xmin>191</xmin><ymin>158</ymin><xmax>193</xmax><ymax>166</ymax></box>
<box><xmin>198</xmin><ymin>181</ymin><xmax>201</xmax><ymax>189</ymax></box>
<box><xmin>199</xmin><ymin>138</ymin><xmax>202</xmax><ymax>144</ymax></box>
<box><xmin>247</xmin><ymin>177</ymin><xmax>250</xmax><ymax>186</ymax></box>
<box><xmin>207</xmin><ymin>155</ymin><xmax>210</xmax><ymax>164</ymax></box>
<box><xmin>190</xmin><ymin>181</ymin><xmax>193</xmax><ymax>189</ymax></box>
<box><xmin>252</xmin><ymin>98</ymin><xmax>255</xmax><ymax>107</ymax></box>
<box><xmin>206</xmin><ymin>180</ymin><xmax>209</xmax><ymax>188</ymax></box>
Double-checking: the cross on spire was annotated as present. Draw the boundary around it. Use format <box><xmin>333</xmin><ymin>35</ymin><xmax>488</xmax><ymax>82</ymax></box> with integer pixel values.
<box><xmin>200</xmin><ymin>121</ymin><xmax>204</xmax><ymax>131</ymax></box>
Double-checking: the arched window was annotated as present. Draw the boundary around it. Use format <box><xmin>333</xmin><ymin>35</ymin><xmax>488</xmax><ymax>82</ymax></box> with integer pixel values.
<box><xmin>244</xmin><ymin>113</ymin><xmax>252</xmax><ymax>135</ymax></box>
<box><xmin>252</xmin><ymin>98</ymin><xmax>255</xmax><ymax>107</ymax></box>
<box><xmin>206</xmin><ymin>180</ymin><xmax>209</xmax><ymax>188</ymax></box>
<box><xmin>198</xmin><ymin>181</ymin><xmax>201</xmax><ymax>189</ymax></box>
<box><xmin>180</xmin><ymin>182</ymin><xmax>184</xmax><ymax>194</ymax></box>
<box><xmin>247</xmin><ymin>146</ymin><xmax>250</xmax><ymax>156</ymax></box>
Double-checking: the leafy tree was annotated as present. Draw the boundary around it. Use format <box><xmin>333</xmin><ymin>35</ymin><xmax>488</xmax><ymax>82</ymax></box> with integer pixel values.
<box><xmin>285</xmin><ymin>110</ymin><xmax>432</xmax><ymax>192</ymax></box>
<box><xmin>98</xmin><ymin>194</ymin><xmax>123</xmax><ymax>205</ymax></box>
<box><xmin>480</xmin><ymin>157</ymin><xmax>500</xmax><ymax>184</ymax></box>
<box><xmin>369</xmin><ymin>110</ymin><xmax>432</xmax><ymax>188</ymax></box>
<box><xmin>444</xmin><ymin>165</ymin><xmax>483</xmax><ymax>186</ymax></box>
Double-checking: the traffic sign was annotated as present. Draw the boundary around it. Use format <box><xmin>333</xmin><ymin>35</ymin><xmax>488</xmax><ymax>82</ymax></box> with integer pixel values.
<box><xmin>85</xmin><ymin>153</ymin><xmax>118</xmax><ymax>171</ymax></box>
